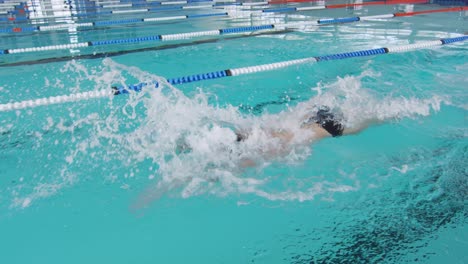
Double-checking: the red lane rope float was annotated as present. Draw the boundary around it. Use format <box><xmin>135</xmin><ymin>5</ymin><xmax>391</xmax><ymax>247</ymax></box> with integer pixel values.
<box><xmin>269</xmin><ymin>0</ymin><xmax>429</xmax><ymax>5</ymax></box>
<box><xmin>385</xmin><ymin>0</ymin><xmax>429</xmax><ymax>3</ymax></box>
<box><xmin>269</xmin><ymin>0</ymin><xmax>324</xmax><ymax>4</ymax></box>
<box><xmin>326</xmin><ymin>0</ymin><xmax>429</xmax><ymax>9</ymax></box>
<box><xmin>394</xmin><ymin>6</ymin><xmax>468</xmax><ymax>16</ymax></box>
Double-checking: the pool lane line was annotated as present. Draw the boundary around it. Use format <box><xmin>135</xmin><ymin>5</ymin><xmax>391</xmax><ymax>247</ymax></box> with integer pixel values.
<box><xmin>22</xmin><ymin>0</ymin><xmax>246</xmax><ymax>15</ymax></box>
<box><xmin>1</xmin><ymin>6</ymin><xmax>466</xmax><ymax>54</ymax></box>
<box><xmin>113</xmin><ymin>36</ymin><xmax>468</xmax><ymax>89</ymax></box>
<box><xmin>2</xmin><ymin>0</ymin><xmax>236</xmax><ymax>14</ymax></box>
<box><xmin>0</xmin><ymin>2</ymin><xmax>264</xmax><ymax>24</ymax></box>
<box><xmin>0</xmin><ymin>36</ymin><xmax>466</xmax><ymax>112</ymax></box>
<box><xmin>1</xmin><ymin>0</ymin><xmax>256</xmax><ymax>18</ymax></box>
<box><xmin>96</xmin><ymin>0</ymin><xmax>253</xmax><ymax>9</ymax></box>
<box><xmin>267</xmin><ymin>0</ymin><xmax>428</xmax><ymax>4</ymax></box>
<box><xmin>0</xmin><ymin>30</ymin><xmax>290</xmax><ymax>67</ymax></box>
<box><xmin>393</xmin><ymin>6</ymin><xmax>468</xmax><ymax>16</ymax></box>
<box><xmin>0</xmin><ymin>0</ymin><xmax>439</xmax><ymax>34</ymax></box>
<box><xmin>0</xmin><ymin>0</ymin><xmax>431</xmax><ymax>22</ymax></box>
<box><xmin>0</xmin><ymin>1</ymin><xmax>267</xmax><ymax>22</ymax></box>
<box><xmin>0</xmin><ymin>0</ymin><xmax>329</xmax><ymax>17</ymax></box>
<box><xmin>263</xmin><ymin>0</ymin><xmax>430</xmax><ymax>13</ymax></box>
<box><xmin>0</xmin><ymin>4</ymin><xmax>20</xmax><ymax>15</ymax></box>
<box><xmin>0</xmin><ymin>11</ymin><xmax>231</xmax><ymax>33</ymax></box>
<box><xmin>0</xmin><ymin>24</ymin><xmax>277</xmax><ymax>55</ymax></box>
<box><xmin>0</xmin><ymin>0</ymin><xmax>353</xmax><ymax>15</ymax></box>
<box><xmin>86</xmin><ymin>0</ymin><xmax>424</xmax><ymax>10</ymax></box>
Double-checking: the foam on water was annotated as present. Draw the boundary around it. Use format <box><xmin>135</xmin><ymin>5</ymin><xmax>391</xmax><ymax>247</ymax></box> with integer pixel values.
<box><xmin>3</xmin><ymin>58</ymin><xmax>451</xmax><ymax>210</ymax></box>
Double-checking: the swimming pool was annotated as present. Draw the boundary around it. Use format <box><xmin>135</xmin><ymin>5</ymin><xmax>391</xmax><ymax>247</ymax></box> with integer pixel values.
<box><xmin>0</xmin><ymin>0</ymin><xmax>467</xmax><ymax>263</ymax></box>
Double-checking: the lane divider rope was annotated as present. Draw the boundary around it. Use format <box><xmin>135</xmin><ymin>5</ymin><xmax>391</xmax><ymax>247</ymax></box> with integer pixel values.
<box><xmin>0</xmin><ymin>1</ymin><xmax>266</xmax><ymax>22</ymax></box>
<box><xmin>1</xmin><ymin>24</ymin><xmax>276</xmax><ymax>54</ymax></box>
<box><xmin>3</xmin><ymin>0</ymin><xmax>425</xmax><ymax>11</ymax></box>
<box><xmin>1</xmin><ymin>6</ymin><xmax>466</xmax><ymax>54</ymax></box>
<box><xmin>0</xmin><ymin>0</ymin><xmax>328</xmax><ymax>12</ymax></box>
<box><xmin>0</xmin><ymin>36</ymin><xmax>466</xmax><ymax>112</ymax></box>
<box><xmin>0</xmin><ymin>0</ymin><xmax>441</xmax><ymax>34</ymax></box>
<box><xmin>23</xmin><ymin>0</ymin><xmax>247</xmax><ymax>14</ymax></box>
<box><xmin>262</xmin><ymin>0</ymin><xmax>429</xmax><ymax>13</ymax></box>
<box><xmin>0</xmin><ymin>11</ymin><xmax>230</xmax><ymax>33</ymax></box>
<box><xmin>0</xmin><ymin>0</ymin><xmax>431</xmax><ymax>22</ymax></box>
<box><xmin>2</xmin><ymin>0</ymin><xmax>233</xmax><ymax>14</ymax></box>
<box><xmin>268</xmin><ymin>0</ymin><xmax>428</xmax><ymax>4</ymax></box>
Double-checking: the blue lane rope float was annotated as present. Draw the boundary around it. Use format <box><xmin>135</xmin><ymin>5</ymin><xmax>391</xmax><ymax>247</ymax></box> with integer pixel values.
<box><xmin>97</xmin><ymin>0</ymin><xmax>245</xmax><ymax>9</ymax></box>
<box><xmin>0</xmin><ymin>11</ymin><xmax>229</xmax><ymax>33</ymax></box>
<box><xmin>0</xmin><ymin>2</ymin><xmax>20</xmax><ymax>10</ymax></box>
<box><xmin>0</xmin><ymin>36</ymin><xmax>466</xmax><ymax>112</ymax></box>
<box><xmin>1</xmin><ymin>7</ymin><xmax>466</xmax><ymax>52</ymax></box>
<box><xmin>0</xmin><ymin>24</ymin><xmax>275</xmax><ymax>54</ymax></box>
<box><xmin>318</xmin><ymin>17</ymin><xmax>361</xmax><ymax>25</ymax></box>
<box><xmin>2</xmin><ymin>5</ymin><xmax>231</xmax><ymax>23</ymax></box>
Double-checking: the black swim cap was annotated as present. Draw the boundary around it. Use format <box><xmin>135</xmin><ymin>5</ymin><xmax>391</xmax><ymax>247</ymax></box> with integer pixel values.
<box><xmin>315</xmin><ymin>107</ymin><xmax>344</xmax><ymax>137</ymax></box>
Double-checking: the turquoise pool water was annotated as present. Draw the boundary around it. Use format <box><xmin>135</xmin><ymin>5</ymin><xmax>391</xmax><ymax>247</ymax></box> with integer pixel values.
<box><xmin>0</xmin><ymin>1</ymin><xmax>467</xmax><ymax>263</ymax></box>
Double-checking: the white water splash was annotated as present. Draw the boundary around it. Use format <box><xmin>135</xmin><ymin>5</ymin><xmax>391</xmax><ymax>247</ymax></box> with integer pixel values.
<box><xmin>6</xmin><ymin>59</ymin><xmax>449</xmax><ymax>209</ymax></box>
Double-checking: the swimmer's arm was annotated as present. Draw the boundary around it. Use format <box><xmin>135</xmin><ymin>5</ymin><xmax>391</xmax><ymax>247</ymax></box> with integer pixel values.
<box><xmin>342</xmin><ymin>126</ymin><xmax>366</xmax><ymax>135</ymax></box>
<box><xmin>239</xmin><ymin>158</ymin><xmax>256</xmax><ymax>168</ymax></box>
<box><xmin>342</xmin><ymin>118</ymin><xmax>381</xmax><ymax>135</ymax></box>
<box><xmin>235</xmin><ymin>130</ymin><xmax>293</xmax><ymax>169</ymax></box>
<box><xmin>269</xmin><ymin>129</ymin><xmax>294</xmax><ymax>142</ymax></box>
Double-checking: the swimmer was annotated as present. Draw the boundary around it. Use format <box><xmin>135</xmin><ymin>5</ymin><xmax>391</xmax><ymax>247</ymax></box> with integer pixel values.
<box><xmin>176</xmin><ymin>105</ymin><xmax>379</xmax><ymax>167</ymax></box>
<box><xmin>134</xmin><ymin>105</ymin><xmax>381</xmax><ymax>209</ymax></box>
<box><xmin>233</xmin><ymin>106</ymin><xmax>378</xmax><ymax>167</ymax></box>
<box><xmin>236</xmin><ymin>106</ymin><xmax>344</xmax><ymax>142</ymax></box>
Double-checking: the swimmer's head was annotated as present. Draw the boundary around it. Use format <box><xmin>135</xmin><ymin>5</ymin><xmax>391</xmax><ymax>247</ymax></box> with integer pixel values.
<box><xmin>302</xmin><ymin>106</ymin><xmax>344</xmax><ymax>137</ymax></box>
